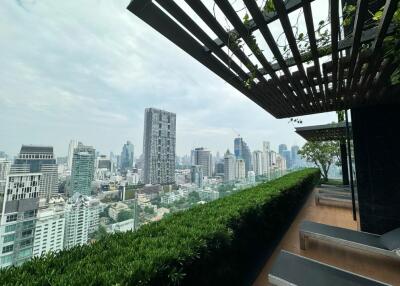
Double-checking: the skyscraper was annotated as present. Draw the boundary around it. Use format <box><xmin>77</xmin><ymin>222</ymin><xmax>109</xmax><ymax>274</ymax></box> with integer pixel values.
<box><xmin>120</xmin><ymin>141</ymin><xmax>134</xmax><ymax>171</ymax></box>
<box><xmin>71</xmin><ymin>143</ymin><xmax>95</xmax><ymax>196</ymax></box>
<box><xmin>143</xmin><ymin>108</ymin><xmax>176</xmax><ymax>185</ymax></box>
<box><xmin>0</xmin><ymin>159</ymin><xmax>11</xmax><ymax>202</ymax></box>
<box><xmin>262</xmin><ymin>141</ymin><xmax>271</xmax><ymax>175</ymax></box>
<box><xmin>64</xmin><ymin>193</ymin><xmax>100</xmax><ymax>249</ymax></box>
<box><xmin>33</xmin><ymin>197</ymin><xmax>65</xmax><ymax>257</ymax></box>
<box><xmin>223</xmin><ymin>150</ymin><xmax>235</xmax><ymax>182</ymax></box>
<box><xmin>276</xmin><ymin>154</ymin><xmax>287</xmax><ymax>171</ymax></box>
<box><xmin>0</xmin><ymin>171</ymin><xmax>40</xmax><ymax>268</ymax></box>
<box><xmin>235</xmin><ymin>158</ymin><xmax>246</xmax><ymax>180</ymax></box>
<box><xmin>282</xmin><ymin>150</ymin><xmax>292</xmax><ymax>169</ymax></box>
<box><xmin>291</xmin><ymin>145</ymin><xmax>300</xmax><ymax>167</ymax></box>
<box><xmin>0</xmin><ymin>159</ymin><xmax>11</xmax><ymax>181</ymax></box>
<box><xmin>190</xmin><ymin>165</ymin><xmax>203</xmax><ymax>188</ymax></box>
<box><xmin>214</xmin><ymin>160</ymin><xmax>224</xmax><ymax>177</ymax></box>
<box><xmin>278</xmin><ymin>144</ymin><xmax>288</xmax><ymax>155</ymax></box>
<box><xmin>67</xmin><ymin>140</ymin><xmax>78</xmax><ymax>170</ymax></box>
<box><xmin>14</xmin><ymin>145</ymin><xmax>58</xmax><ymax>201</ymax></box>
<box><xmin>234</xmin><ymin>137</ymin><xmax>252</xmax><ymax>176</ymax></box>
<box><xmin>191</xmin><ymin>147</ymin><xmax>212</xmax><ymax>177</ymax></box>
<box><xmin>252</xmin><ymin>150</ymin><xmax>264</xmax><ymax>176</ymax></box>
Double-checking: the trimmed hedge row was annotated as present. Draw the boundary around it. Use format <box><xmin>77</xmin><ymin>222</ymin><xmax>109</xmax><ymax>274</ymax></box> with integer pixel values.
<box><xmin>0</xmin><ymin>168</ymin><xmax>320</xmax><ymax>286</ymax></box>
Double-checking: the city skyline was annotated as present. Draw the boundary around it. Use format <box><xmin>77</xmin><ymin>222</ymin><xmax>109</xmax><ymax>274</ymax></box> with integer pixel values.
<box><xmin>0</xmin><ymin>0</ymin><xmax>336</xmax><ymax>158</ymax></box>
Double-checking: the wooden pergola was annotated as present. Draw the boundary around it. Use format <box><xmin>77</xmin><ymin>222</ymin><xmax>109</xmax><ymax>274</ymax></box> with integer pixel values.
<box><xmin>127</xmin><ymin>0</ymin><xmax>400</xmax><ymax>118</ymax></box>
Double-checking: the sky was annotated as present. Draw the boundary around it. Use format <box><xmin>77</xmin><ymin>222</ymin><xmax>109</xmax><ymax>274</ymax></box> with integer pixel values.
<box><xmin>0</xmin><ymin>0</ymin><xmax>336</xmax><ymax>158</ymax></box>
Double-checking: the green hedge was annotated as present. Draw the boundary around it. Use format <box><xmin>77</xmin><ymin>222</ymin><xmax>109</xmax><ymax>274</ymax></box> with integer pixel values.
<box><xmin>0</xmin><ymin>168</ymin><xmax>320</xmax><ymax>286</ymax></box>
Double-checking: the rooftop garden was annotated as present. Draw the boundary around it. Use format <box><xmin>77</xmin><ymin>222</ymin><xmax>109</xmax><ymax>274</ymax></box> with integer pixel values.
<box><xmin>0</xmin><ymin>168</ymin><xmax>319</xmax><ymax>285</ymax></box>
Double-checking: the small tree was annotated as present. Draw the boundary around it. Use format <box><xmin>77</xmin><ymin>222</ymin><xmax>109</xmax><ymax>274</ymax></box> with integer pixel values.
<box><xmin>117</xmin><ymin>210</ymin><xmax>133</xmax><ymax>222</ymax></box>
<box><xmin>298</xmin><ymin>141</ymin><xmax>340</xmax><ymax>182</ymax></box>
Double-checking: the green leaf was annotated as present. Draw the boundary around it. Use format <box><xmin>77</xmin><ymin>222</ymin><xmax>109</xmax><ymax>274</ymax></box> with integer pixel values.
<box><xmin>263</xmin><ymin>0</ymin><xmax>275</xmax><ymax>13</ymax></box>
<box><xmin>373</xmin><ymin>10</ymin><xmax>383</xmax><ymax>21</ymax></box>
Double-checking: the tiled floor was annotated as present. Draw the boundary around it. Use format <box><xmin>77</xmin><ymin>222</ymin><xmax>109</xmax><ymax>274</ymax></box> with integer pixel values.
<box><xmin>253</xmin><ymin>188</ymin><xmax>400</xmax><ymax>286</ymax></box>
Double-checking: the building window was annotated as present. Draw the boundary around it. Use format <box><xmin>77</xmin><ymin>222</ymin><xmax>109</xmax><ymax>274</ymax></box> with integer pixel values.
<box><xmin>17</xmin><ymin>248</ymin><xmax>32</xmax><ymax>259</ymax></box>
<box><xmin>21</xmin><ymin>229</ymin><xmax>32</xmax><ymax>238</ymax></box>
<box><xmin>5</xmin><ymin>224</ymin><xmax>16</xmax><ymax>233</ymax></box>
<box><xmin>3</xmin><ymin>234</ymin><xmax>15</xmax><ymax>243</ymax></box>
<box><xmin>1</xmin><ymin>254</ymin><xmax>12</xmax><ymax>264</ymax></box>
<box><xmin>2</xmin><ymin>245</ymin><xmax>13</xmax><ymax>254</ymax></box>
<box><xmin>24</xmin><ymin>210</ymin><xmax>36</xmax><ymax>219</ymax></box>
<box><xmin>6</xmin><ymin>214</ymin><xmax>17</xmax><ymax>222</ymax></box>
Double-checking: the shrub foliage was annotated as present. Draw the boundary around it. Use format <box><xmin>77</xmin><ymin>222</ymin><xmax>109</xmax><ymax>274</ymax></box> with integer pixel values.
<box><xmin>0</xmin><ymin>168</ymin><xmax>320</xmax><ymax>286</ymax></box>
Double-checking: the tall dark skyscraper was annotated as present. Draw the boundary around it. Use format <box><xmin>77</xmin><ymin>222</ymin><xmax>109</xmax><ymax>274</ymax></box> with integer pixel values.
<box><xmin>14</xmin><ymin>145</ymin><xmax>58</xmax><ymax>201</ymax></box>
<box><xmin>143</xmin><ymin>108</ymin><xmax>176</xmax><ymax>185</ymax></box>
<box><xmin>120</xmin><ymin>141</ymin><xmax>134</xmax><ymax>171</ymax></box>
<box><xmin>234</xmin><ymin>137</ymin><xmax>252</xmax><ymax>176</ymax></box>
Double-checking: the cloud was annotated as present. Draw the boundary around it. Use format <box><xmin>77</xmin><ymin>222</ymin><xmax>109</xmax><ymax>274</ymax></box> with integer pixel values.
<box><xmin>0</xmin><ymin>0</ymin><xmax>336</xmax><ymax>157</ymax></box>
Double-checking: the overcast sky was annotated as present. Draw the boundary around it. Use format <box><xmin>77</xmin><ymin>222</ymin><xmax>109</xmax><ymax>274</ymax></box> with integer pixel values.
<box><xmin>0</xmin><ymin>0</ymin><xmax>336</xmax><ymax>158</ymax></box>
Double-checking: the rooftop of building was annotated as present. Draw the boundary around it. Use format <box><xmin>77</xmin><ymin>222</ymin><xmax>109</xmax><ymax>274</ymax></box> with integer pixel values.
<box><xmin>20</xmin><ymin>145</ymin><xmax>53</xmax><ymax>154</ymax></box>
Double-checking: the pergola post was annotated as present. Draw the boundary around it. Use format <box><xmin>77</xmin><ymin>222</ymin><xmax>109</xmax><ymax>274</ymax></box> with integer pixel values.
<box><xmin>351</xmin><ymin>104</ymin><xmax>400</xmax><ymax>234</ymax></box>
<box><xmin>340</xmin><ymin>141</ymin><xmax>350</xmax><ymax>185</ymax></box>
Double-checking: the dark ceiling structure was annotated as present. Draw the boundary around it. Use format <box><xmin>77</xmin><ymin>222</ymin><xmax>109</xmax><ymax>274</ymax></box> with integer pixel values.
<box><xmin>127</xmin><ymin>0</ymin><xmax>400</xmax><ymax>118</ymax></box>
<box><xmin>295</xmin><ymin>122</ymin><xmax>351</xmax><ymax>141</ymax></box>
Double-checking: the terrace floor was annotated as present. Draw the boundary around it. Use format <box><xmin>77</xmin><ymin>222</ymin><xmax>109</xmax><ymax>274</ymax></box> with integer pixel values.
<box><xmin>253</xmin><ymin>188</ymin><xmax>400</xmax><ymax>286</ymax></box>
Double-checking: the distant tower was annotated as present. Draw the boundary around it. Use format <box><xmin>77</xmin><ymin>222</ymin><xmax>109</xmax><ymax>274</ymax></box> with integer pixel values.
<box><xmin>64</xmin><ymin>193</ymin><xmax>100</xmax><ymax>249</ymax></box>
<box><xmin>262</xmin><ymin>141</ymin><xmax>271</xmax><ymax>175</ymax></box>
<box><xmin>252</xmin><ymin>150</ymin><xmax>264</xmax><ymax>176</ymax></box>
<box><xmin>192</xmin><ymin>147</ymin><xmax>212</xmax><ymax>177</ymax></box>
<box><xmin>143</xmin><ymin>108</ymin><xmax>176</xmax><ymax>185</ymax></box>
<box><xmin>282</xmin><ymin>150</ymin><xmax>292</xmax><ymax>169</ymax></box>
<box><xmin>191</xmin><ymin>165</ymin><xmax>203</xmax><ymax>188</ymax></box>
<box><xmin>14</xmin><ymin>145</ymin><xmax>58</xmax><ymax>201</ymax></box>
<box><xmin>278</xmin><ymin>144</ymin><xmax>288</xmax><ymax>156</ymax></box>
<box><xmin>67</xmin><ymin>140</ymin><xmax>79</xmax><ymax>170</ymax></box>
<box><xmin>71</xmin><ymin>143</ymin><xmax>95</xmax><ymax>196</ymax></box>
<box><xmin>0</xmin><ymin>170</ymin><xmax>41</xmax><ymax>268</ymax></box>
<box><xmin>234</xmin><ymin>137</ymin><xmax>252</xmax><ymax>175</ymax></box>
<box><xmin>223</xmin><ymin>150</ymin><xmax>236</xmax><ymax>182</ymax></box>
<box><xmin>291</xmin><ymin>145</ymin><xmax>300</xmax><ymax>167</ymax></box>
<box><xmin>235</xmin><ymin>158</ymin><xmax>246</xmax><ymax>180</ymax></box>
<box><xmin>121</xmin><ymin>141</ymin><xmax>134</xmax><ymax>171</ymax></box>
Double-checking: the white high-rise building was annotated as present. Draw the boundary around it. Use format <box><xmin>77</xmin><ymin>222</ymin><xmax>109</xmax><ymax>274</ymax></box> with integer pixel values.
<box><xmin>67</xmin><ymin>140</ymin><xmax>79</xmax><ymax>170</ymax></box>
<box><xmin>262</xmin><ymin>141</ymin><xmax>271</xmax><ymax>175</ymax></box>
<box><xmin>247</xmin><ymin>171</ymin><xmax>256</xmax><ymax>184</ymax></box>
<box><xmin>0</xmin><ymin>159</ymin><xmax>11</xmax><ymax>181</ymax></box>
<box><xmin>270</xmin><ymin>150</ymin><xmax>277</xmax><ymax>167</ymax></box>
<box><xmin>235</xmin><ymin>158</ymin><xmax>246</xmax><ymax>181</ymax></box>
<box><xmin>64</xmin><ymin>193</ymin><xmax>100</xmax><ymax>249</ymax></box>
<box><xmin>143</xmin><ymin>108</ymin><xmax>176</xmax><ymax>185</ymax></box>
<box><xmin>252</xmin><ymin>151</ymin><xmax>264</xmax><ymax>176</ymax></box>
<box><xmin>0</xmin><ymin>159</ymin><xmax>11</xmax><ymax>199</ymax></box>
<box><xmin>0</xmin><ymin>172</ymin><xmax>41</xmax><ymax>268</ymax></box>
<box><xmin>276</xmin><ymin>154</ymin><xmax>287</xmax><ymax>171</ymax></box>
<box><xmin>223</xmin><ymin>150</ymin><xmax>235</xmax><ymax>182</ymax></box>
<box><xmin>33</xmin><ymin>197</ymin><xmax>65</xmax><ymax>257</ymax></box>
